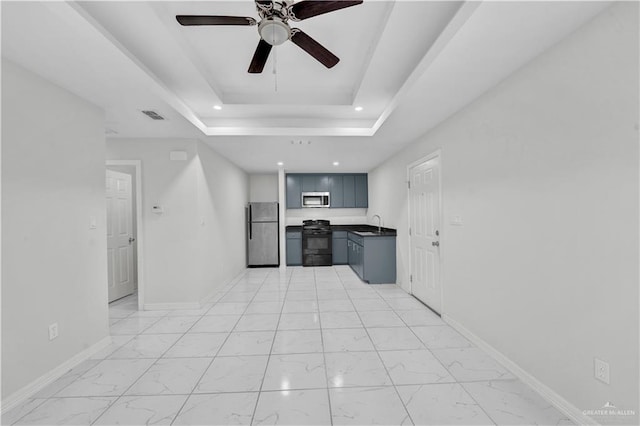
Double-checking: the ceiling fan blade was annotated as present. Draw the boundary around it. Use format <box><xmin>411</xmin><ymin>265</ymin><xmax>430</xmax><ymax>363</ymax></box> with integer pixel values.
<box><xmin>176</xmin><ymin>15</ymin><xmax>257</xmax><ymax>26</ymax></box>
<box><xmin>248</xmin><ymin>39</ymin><xmax>273</xmax><ymax>73</ymax></box>
<box><xmin>255</xmin><ymin>0</ymin><xmax>274</xmax><ymax>13</ymax></box>
<box><xmin>288</xmin><ymin>1</ymin><xmax>363</xmax><ymax>21</ymax></box>
<box><xmin>290</xmin><ymin>29</ymin><xmax>339</xmax><ymax>68</ymax></box>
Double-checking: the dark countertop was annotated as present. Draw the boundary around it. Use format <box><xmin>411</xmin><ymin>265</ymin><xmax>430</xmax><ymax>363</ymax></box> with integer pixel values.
<box><xmin>286</xmin><ymin>224</ymin><xmax>396</xmax><ymax>237</ymax></box>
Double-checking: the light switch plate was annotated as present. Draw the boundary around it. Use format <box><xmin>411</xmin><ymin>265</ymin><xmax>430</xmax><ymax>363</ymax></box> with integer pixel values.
<box><xmin>48</xmin><ymin>323</ymin><xmax>59</xmax><ymax>340</ymax></box>
<box><xmin>594</xmin><ymin>358</ymin><xmax>610</xmax><ymax>384</ymax></box>
<box><xmin>451</xmin><ymin>215</ymin><xmax>464</xmax><ymax>226</ymax></box>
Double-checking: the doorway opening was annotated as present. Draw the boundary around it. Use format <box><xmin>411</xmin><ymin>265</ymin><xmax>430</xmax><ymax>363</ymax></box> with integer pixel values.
<box><xmin>407</xmin><ymin>151</ymin><xmax>443</xmax><ymax>314</ymax></box>
<box><xmin>106</xmin><ymin>160</ymin><xmax>144</xmax><ymax>310</ymax></box>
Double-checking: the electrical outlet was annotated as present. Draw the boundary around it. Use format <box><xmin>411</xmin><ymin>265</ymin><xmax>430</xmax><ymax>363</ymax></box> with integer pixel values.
<box><xmin>594</xmin><ymin>358</ymin><xmax>610</xmax><ymax>384</ymax></box>
<box><xmin>48</xmin><ymin>323</ymin><xmax>59</xmax><ymax>341</ymax></box>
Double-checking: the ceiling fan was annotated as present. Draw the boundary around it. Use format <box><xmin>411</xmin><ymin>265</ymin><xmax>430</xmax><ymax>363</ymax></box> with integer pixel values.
<box><xmin>176</xmin><ymin>0</ymin><xmax>363</xmax><ymax>73</ymax></box>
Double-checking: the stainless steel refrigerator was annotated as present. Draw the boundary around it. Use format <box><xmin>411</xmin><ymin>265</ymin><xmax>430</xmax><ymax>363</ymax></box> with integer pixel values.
<box><xmin>247</xmin><ymin>202</ymin><xmax>279</xmax><ymax>267</ymax></box>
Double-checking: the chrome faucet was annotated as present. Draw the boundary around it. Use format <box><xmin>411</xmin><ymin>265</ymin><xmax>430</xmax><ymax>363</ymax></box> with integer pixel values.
<box><xmin>372</xmin><ymin>214</ymin><xmax>382</xmax><ymax>233</ymax></box>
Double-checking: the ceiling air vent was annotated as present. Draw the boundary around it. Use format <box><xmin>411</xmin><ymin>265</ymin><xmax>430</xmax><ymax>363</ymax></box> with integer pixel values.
<box><xmin>141</xmin><ymin>110</ymin><xmax>165</xmax><ymax>120</ymax></box>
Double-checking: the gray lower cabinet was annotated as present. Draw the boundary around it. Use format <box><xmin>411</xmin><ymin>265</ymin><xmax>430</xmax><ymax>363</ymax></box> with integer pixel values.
<box><xmin>286</xmin><ymin>231</ymin><xmax>302</xmax><ymax>266</ymax></box>
<box><xmin>347</xmin><ymin>232</ymin><xmax>396</xmax><ymax>284</ymax></box>
<box><xmin>332</xmin><ymin>231</ymin><xmax>348</xmax><ymax>264</ymax></box>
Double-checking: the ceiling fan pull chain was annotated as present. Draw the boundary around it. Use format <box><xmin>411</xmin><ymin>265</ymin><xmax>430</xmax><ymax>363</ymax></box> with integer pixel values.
<box><xmin>273</xmin><ymin>41</ymin><xmax>278</xmax><ymax>92</ymax></box>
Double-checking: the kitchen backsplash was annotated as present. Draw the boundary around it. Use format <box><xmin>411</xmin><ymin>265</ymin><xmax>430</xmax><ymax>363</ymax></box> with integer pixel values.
<box><xmin>285</xmin><ymin>208</ymin><xmax>368</xmax><ymax>225</ymax></box>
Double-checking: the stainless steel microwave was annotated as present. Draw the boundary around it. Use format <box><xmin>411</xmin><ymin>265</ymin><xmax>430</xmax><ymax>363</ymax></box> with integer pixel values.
<box><xmin>302</xmin><ymin>192</ymin><xmax>330</xmax><ymax>208</ymax></box>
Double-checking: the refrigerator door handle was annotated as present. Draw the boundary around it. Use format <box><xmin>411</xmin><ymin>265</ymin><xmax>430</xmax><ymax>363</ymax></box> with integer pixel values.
<box><xmin>249</xmin><ymin>205</ymin><xmax>252</xmax><ymax>239</ymax></box>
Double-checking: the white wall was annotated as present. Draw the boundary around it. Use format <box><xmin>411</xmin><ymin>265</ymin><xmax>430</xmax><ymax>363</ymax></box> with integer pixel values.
<box><xmin>286</xmin><ymin>208</ymin><xmax>369</xmax><ymax>225</ymax></box>
<box><xmin>368</xmin><ymin>3</ymin><xmax>638</xmax><ymax>422</ymax></box>
<box><xmin>249</xmin><ymin>174</ymin><xmax>278</xmax><ymax>202</ymax></box>
<box><xmin>106</xmin><ymin>139</ymin><xmax>249</xmax><ymax>306</ymax></box>
<box><xmin>195</xmin><ymin>141</ymin><xmax>249</xmax><ymax>300</ymax></box>
<box><xmin>1</xmin><ymin>60</ymin><xmax>109</xmax><ymax>398</ymax></box>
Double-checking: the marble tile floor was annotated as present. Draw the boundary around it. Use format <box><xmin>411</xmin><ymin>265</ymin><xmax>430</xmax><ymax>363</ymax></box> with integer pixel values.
<box><xmin>3</xmin><ymin>266</ymin><xmax>573</xmax><ymax>425</ymax></box>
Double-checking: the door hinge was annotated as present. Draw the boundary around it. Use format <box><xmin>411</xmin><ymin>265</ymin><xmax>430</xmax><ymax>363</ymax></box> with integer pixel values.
<box><xmin>409</xmin><ymin>227</ymin><xmax>411</xmax><ymax>236</ymax></box>
<box><xmin>410</xmin><ymin>274</ymin><xmax>413</xmax><ymax>283</ymax></box>
<box><xmin>407</xmin><ymin>181</ymin><xmax>411</xmax><ymax>189</ymax></box>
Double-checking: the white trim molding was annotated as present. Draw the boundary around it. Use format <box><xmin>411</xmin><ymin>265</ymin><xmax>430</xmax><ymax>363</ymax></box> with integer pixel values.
<box><xmin>0</xmin><ymin>336</ymin><xmax>112</xmax><ymax>414</ymax></box>
<box><xmin>106</xmin><ymin>160</ymin><xmax>144</xmax><ymax>311</ymax></box>
<box><xmin>406</xmin><ymin>149</ymin><xmax>443</xmax><ymax>311</ymax></box>
<box><xmin>201</xmin><ymin>269</ymin><xmax>247</xmax><ymax>305</ymax></box>
<box><xmin>142</xmin><ymin>302</ymin><xmax>201</xmax><ymax>311</ymax></box>
<box><xmin>442</xmin><ymin>314</ymin><xmax>600</xmax><ymax>426</ymax></box>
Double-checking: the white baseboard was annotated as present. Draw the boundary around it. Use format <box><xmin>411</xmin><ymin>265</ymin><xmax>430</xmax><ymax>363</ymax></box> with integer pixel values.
<box><xmin>442</xmin><ymin>314</ymin><xmax>599</xmax><ymax>426</ymax></box>
<box><xmin>143</xmin><ymin>270</ymin><xmax>247</xmax><ymax>311</ymax></box>
<box><xmin>1</xmin><ymin>335</ymin><xmax>112</xmax><ymax>414</ymax></box>
<box><xmin>201</xmin><ymin>269</ymin><xmax>247</xmax><ymax>305</ymax></box>
<box><xmin>142</xmin><ymin>302</ymin><xmax>201</xmax><ymax>310</ymax></box>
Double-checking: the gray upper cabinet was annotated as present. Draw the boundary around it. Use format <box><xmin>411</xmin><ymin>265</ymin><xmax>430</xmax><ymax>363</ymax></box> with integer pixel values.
<box><xmin>301</xmin><ymin>175</ymin><xmax>316</xmax><ymax>192</ymax></box>
<box><xmin>286</xmin><ymin>173</ymin><xmax>367</xmax><ymax>209</ymax></box>
<box><xmin>343</xmin><ymin>175</ymin><xmax>355</xmax><ymax>207</ymax></box>
<box><xmin>355</xmin><ymin>174</ymin><xmax>368</xmax><ymax>208</ymax></box>
<box><xmin>301</xmin><ymin>174</ymin><xmax>330</xmax><ymax>193</ymax></box>
<box><xmin>329</xmin><ymin>175</ymin><xmax>344</xmax><ymax>208</ymax></box>
<box><xmin>286</xmin><ymin>175</ymin><xmax>302</xmax><ymax>209</ymax></box>
<box><xmin>317</xmin><ymin>175</ymin><xmax>330</xmax><ymax>192</ymax></box>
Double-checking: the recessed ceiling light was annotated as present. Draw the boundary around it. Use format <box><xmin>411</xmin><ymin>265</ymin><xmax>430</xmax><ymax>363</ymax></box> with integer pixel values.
<box><xmin>213</xmin><ymin>105</ymin><xmax>222</xmax><ymax>110</ymax></box>
<box><xmin>333</xmin><ymin>161</ymin><xmax>340</xmax><ymax>166</ymax></box>
<box><xmin>354</xmin><ymin>106</ymin><xmax>363</xmax><ymax>112</ymax></box>
<box><xmin>277</xmin><ymin>161</ymin><xmax>284</xmax><ymax>166</ymax></box>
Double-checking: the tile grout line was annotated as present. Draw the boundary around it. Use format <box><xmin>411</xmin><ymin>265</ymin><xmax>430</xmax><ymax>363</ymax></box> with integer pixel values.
<box><xmin>315</xmin><ymin>267</ymin><xmax>335</xmax><ymax>426</ymax></box>
<box><xmin>339</xmin><ymin>274</ymin><xmax>417</xmax><ymax>426</ymax></box>
<box><xmin>249</xmin><ymin>268</ymin><xmax>293</xmax><ymax>426</ymax></box>
<box><xmin>16</xmin><ymin>267</ymin><xmax>546</xmax><ymax>426</ymax></box>
<box><xmin>371</xmin><ymin>281</ymin><xmax>500</xmax><ymax>426</ymax></box>
<box><xmin>98</xmin><ymin>272</ymin><xmax>251</xmax><ymax>426</ymax></box>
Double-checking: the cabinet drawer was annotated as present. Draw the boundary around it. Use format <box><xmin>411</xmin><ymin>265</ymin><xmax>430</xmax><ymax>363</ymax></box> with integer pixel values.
<box><xmin>332</xmin><ymin>231</ymin><xmax>347</xmax><ymax>239</ymax></box>
<box><xmin>286</xmin><ymin>231</ymin><xmax>302</xmax><ymax>240</ymax></box>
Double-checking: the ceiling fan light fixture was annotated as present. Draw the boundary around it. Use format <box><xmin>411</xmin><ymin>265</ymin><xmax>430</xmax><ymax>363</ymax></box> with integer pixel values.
<box><xmin>258</xmin><ymin>19</ymin><xmax>290</xmax><ymax>46</ymax></box>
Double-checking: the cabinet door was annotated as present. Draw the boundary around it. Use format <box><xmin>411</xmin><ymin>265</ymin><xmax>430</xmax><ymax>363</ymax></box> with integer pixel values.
<box><xmin>343</xmin><ymin>175</ymin><xmax>355</xmax><ymax>208</ymax></box>
<box><xmin>317</xmin><ymin>175</ymin><xmax>330</xmax><ymax>192</ymax></box>
<box><xmin>347</xmin><ymin>240</ymin><xmax>355</xmax><ymax>266</ymax></box>
<box><xmin>332</xmin><ymin>237</ymin><xmax>348</xmax><ymax>264</ymax></box>
<box><xmin>286</xmin><ymin>175</ymin><xmax>302</xmax><ymax>209</ymax></box>
<box><xmin>355</xmin><ymin>174</ymin><xmax>368</xmax><ymax>208</ymax></box>
<box><xmin>302</xmin><ymin>175</ymin><xmax>317</xmax><ymax>192</ymax></box>
<box><xmin>329</xmin><ymin>175</ymin><xmax>344</xmax><ymax>208</ymax></box>
<box><xmin>286</xmin><ymin>237</ymin><xmax>302</xmax><ymax>265</ymax></box>
<box><xmin>356</xmin><ymin>243</ymin><xmax>364</xmax><ymax>278</ymax></box>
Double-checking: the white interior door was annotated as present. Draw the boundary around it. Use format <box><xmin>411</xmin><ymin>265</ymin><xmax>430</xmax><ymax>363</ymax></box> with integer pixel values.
<box><xmin>409</xmin><ymin>155</ymin><xmax>442</xmax><ymax>313</ymax></box>
<box><xmin>106</xmin><ymin>170</ymin><xmax>135</xmax><ymax>303</ymax></box>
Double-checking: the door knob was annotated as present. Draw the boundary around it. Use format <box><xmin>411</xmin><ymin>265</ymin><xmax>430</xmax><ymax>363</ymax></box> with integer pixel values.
<box><xmin>432</xmin><ymin>241</ymin><xmax>439</xmax><ymax>247</ymax></box>
<box><xmin>129</xmin><ymin>237</ymin><xmax>136</xmax><ymax>244</ymax></box>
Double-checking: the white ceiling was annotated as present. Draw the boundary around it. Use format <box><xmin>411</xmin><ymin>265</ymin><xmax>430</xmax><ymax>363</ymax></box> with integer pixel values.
<box><xmin>2</xmin><ymin>1</ymin><xmax>610</xmax><ymax>173</ymax></box>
